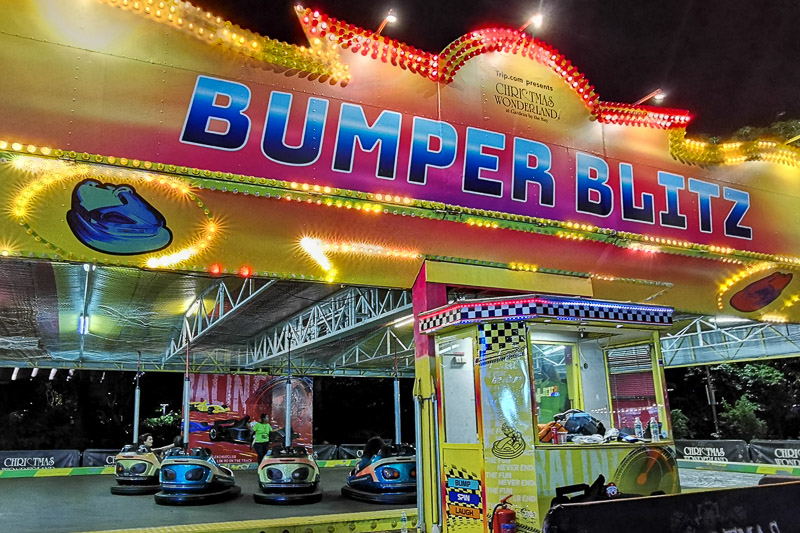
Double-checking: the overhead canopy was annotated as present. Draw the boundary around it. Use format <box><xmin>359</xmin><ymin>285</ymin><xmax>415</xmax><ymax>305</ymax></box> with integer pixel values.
<box><xmin>0</xmin><ymin>0</ymin><xmax>799</xmax><ymax>375</ymax></box>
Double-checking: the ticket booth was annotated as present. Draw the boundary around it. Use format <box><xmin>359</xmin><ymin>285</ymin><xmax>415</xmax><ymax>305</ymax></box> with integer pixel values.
<box><xmin>417</xmin><ymin>294</ymin><xmax>681</xmax><ymax>533</ymax></box>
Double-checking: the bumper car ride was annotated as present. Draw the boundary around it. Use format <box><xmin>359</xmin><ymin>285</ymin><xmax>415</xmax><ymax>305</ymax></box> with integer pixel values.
<box><xmin>154</xmin><ymin>447</ymin><xmax>241</xmax><ymax>505</ymax></box>
<box><xmin>110</xmin><ymin>444</ymin><xmax>162</xmax><ymax>495</ymax></box>
<box><xmin>342</xmin><ymin>443</ymin><xmax>417</xmax><ymax>504</ymax></box>
<box><xmin>254</xmin><ymin>445</ymin><xmax>323</xmax><ymax>505</ymax></box>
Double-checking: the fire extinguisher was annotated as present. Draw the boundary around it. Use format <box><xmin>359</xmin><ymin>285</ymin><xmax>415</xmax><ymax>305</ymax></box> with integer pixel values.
<box><xmin>489</xmin><ymin>494</ymin><xmax>516</xmax><ymax>533</ymax></box>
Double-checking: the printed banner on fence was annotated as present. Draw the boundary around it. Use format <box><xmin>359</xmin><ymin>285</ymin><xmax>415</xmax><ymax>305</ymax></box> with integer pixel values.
<box><xmin>0</xmin><ymin>449</ymin><xmax>80</xmax><ymax>470</ymax></box>
<box><xmin>81</xmin><ymin>449</ymin><xmax>118</xmax><ymax>467</ymax></box>
<box><xmin>675</xmin><ymin>440</ymin><xmax>750</xmax><ymax>463</ymax></box>
<box><xmin>749</xmin><ymin>440</ymin><xmax>800</xmax><ymax>466</ymax></box>
<box><xmin>189</xmin><ymin>373</ymin><xmax>313</xmax><ymax>464</ymax></box>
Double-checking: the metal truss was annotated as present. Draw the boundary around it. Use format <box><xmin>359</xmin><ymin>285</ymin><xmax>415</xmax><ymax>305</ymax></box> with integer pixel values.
<box><xmin>239</xmin><ymin>287</ymin><xmax>412</xmax><ymax>369</ymax></box>
<box><xmin>329</xmin><ymin>326</ymin><xmax>415</xmax><ymax>377</ymax></box>
<box><xmin>163</xmin><ymin>278</ymin><xmax>277</xmax><ymax>362</ymax></box>
<box><xmin>661</xmin><ymin>316</ymin><xmax>800</xmax><ymax>367</ymax></box>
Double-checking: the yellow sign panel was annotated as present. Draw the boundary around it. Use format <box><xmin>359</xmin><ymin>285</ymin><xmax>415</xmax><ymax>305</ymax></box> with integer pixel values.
<box><xmin>448</xmin><ymin>504</ymin><xmax>481</xmax><ymax>520</ymax></box>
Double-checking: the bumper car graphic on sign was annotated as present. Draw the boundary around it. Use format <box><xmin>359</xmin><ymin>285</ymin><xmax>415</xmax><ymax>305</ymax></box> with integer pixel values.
<box><xmin>730</xmin><ymin>272</ymin><xmax>793</xmax><ymax>313</ymax></box>
<box><xmin>66</xmin><ymin>179</ymin><xmax>173</xmax><ymax>255</ymax></box>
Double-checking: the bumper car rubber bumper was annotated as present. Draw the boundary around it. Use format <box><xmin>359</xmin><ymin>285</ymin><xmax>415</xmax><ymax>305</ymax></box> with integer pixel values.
<box><xmin>341</xmin><ymin>484</ymin><xmax>416</xmax><ymax>505</ymax></box>
<box><xmin>154</xmin><ymin>485</ymin><xmax>241</xmax><ymax>506</ymax></box>
<box><xmin>254</xmin><ymin>485</ymin><xmax>323</xmax><ymax>505</ymax></box>
<box><xmin>110</xmin><ymin>483</ymin><xmax>161</xmax><ymax>495</ymax></box>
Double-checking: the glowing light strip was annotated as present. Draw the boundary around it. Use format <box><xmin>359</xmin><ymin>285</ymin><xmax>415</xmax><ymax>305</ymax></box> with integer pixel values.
<box><xmin>97</xmin><ymin>0</ymin><xmax>348</xmax><ymax>83</ymax></box>
<box><xmin>300</xmin><ymin>237</ymin><xmax>333</xmax><ymax>271</ymax></box>
<box><xmin>669</xmin><ymin>130</ymin><xmax>800</xmax><ymax>170</ymax></box>
<box><xmin>420</xmin><ymin>295</ymin><xmax>673</xmax><ymax>324</ymax></box>
<box><xmin>321</xmin><ymin>241</ymin><xmax>422</xmax><ymax>260</ymax></box>
<box><xmin>6</xmin><ymin>155</ymin><xmax>216</xmax><ymax>269</ymax></box>
<box><xmin>715</xmin><ymin>262</ymin><xmax>777</xmax><ymax>310</ymax></box>
<box><xmin>4</xmin><ymin>143</ymin><xmax>799</xmax><ymax>270</ymax></box>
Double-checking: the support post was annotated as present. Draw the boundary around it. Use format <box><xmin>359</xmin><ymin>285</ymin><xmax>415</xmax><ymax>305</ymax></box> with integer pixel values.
<box><xmin>412</xmin><ymin>263</ymin><xmax>448</xmax><ymax>533</ymax></box>
<box><xmin>394</xmin><ymin>377</ymin><xmax>402</xmax><ymax>445</ymax></box>
<box><xmin>183</xmin><ymin>342</ymin><xmax>190</xmax><ymax>449</ymax></box>
<box><xmin>285</xmin><ymin>331</ymin><xmax>293</xmax><ymax>448</ymax></box>
<box><xmin>133</xmin><ymin>351</ymin><xmax>141</xmax><ymax>444</ymax></box>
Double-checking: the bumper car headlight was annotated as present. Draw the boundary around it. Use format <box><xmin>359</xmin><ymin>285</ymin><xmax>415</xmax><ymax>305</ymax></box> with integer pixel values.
<box><xmin>185</xmin><ymin>467</ymin><xmax>207</xmax><ymax>481</ymax></box>
<box><xmin>381</xmin><ymin>467</ymin><xmax>400</xmax><ymax>480</ymax></box>
<box><xmin>291</xmin><ymin>467</ymin><xmax>310</xmax><ymax>481</ymax></box>
<box><xmin>410</xmin><ymin>468</ymin><xmax>416</xmax><ymax>478</ymax></box>
<box><xmin>129</xmin><ymin>462</ymin><xmax>147</xmax><ymax>474</ymax></box>
<box><xmin>115</xmin><ymin>464</ymin><xmax>124</xmax><ymax>475</ymax></box>
<box><xmin>266</xmin><ymin>467</ymin><xmax>283</xmax><ymax>481</ymax></box>
<box><xmin>161</xmin><ymin>468</ymin><xmax>177</xmax><ymax>481</ymax></box>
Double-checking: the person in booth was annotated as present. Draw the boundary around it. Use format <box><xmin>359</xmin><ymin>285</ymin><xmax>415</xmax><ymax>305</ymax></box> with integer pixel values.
<box><xmin>535</xmin><ymin>362</ymin><xmax>570</xmax><ymax>423</ymax></box>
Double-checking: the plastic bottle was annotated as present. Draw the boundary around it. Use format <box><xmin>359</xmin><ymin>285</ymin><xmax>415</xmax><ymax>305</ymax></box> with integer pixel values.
<box><xmin>401</xmin><ymin>511</ymin><xmax>408</xmax><ymax>533</ymax></box>
<box><xmin>634</xmin><ymin>417</ymin><xmax>643</xmax><ymax>439</ymax></box>
<box><xmin>650</xmin><ymin>417</ymin><xmax>660</xmax><ymax>442</ymax></box>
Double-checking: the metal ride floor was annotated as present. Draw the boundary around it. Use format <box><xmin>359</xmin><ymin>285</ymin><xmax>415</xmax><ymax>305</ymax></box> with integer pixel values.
<box><xmin>0</xmin><ymin>467</ymin><xmax>410</xmax><ymax>533</ymax></box>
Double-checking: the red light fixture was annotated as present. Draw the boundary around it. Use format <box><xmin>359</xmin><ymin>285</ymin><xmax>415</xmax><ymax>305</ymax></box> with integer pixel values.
<box><xmin>239</xmin><ymin>266</ymin><xmax>252</xmax><ymax>278</ymax></box>
<box><xmin>208</xmin><ymin>263</ymin><xmax>221</xmax><ymax>275</ymax></box>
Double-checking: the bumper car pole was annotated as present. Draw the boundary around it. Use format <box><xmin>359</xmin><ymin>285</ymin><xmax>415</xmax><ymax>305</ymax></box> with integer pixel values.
<box><xmin>285</xmin><ymin>331</ymin><xmax>293</xmax><ymax>448</ymax></box>
<box><xmin>133</xmin><ymin>351</ymin><xmax>141</xmax><ymax>444</ymax></box>
<box><xmin>182</xmin><ymin>343</ymin><xmax>190</xmax><ymax>449</ymax></box>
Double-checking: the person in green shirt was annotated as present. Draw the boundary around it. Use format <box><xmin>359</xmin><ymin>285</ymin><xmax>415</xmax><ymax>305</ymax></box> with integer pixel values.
<box><xmin>251</xmin><ymin>413</ymin><xmax>273</xmax><ymax>464</ymax></box>
<box><xmin>535</xmin><ymin>363</ymin><xmax>570</xmax><ymax>424</ymax></box>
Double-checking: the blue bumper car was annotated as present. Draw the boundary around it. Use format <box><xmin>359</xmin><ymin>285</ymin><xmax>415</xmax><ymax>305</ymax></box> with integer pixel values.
<box><xmin>254</xmin><ymin>444</ymin><xmax>323</xmax><ymax>505</ymax></box>
<box><xmin>110</xmin><ymin>444</ymin><xmax>161</xmax><ymax>495</ymax></box>
<box><xmin>341</xmin><ymin>439</ymin><xmax>417</xmax><ymax>504</ymax></box>
<box><xmin>154</xmin><ymin>447</ymin><xmax>241</xmax><ymax>505</ymax></box>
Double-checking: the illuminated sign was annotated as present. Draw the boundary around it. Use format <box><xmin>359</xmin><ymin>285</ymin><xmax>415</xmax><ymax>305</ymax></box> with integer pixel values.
<box><xmin>181</xmin><ymin>75</ymin><xmax>752</xmax><ymax>243</ymax></box>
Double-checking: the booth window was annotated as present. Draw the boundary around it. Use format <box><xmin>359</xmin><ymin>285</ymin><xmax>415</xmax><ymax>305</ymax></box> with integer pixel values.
<box><xmin>531</xmin><ymin>343</ymin><xmax>574</xmax><ymax>425</ymax></box>
<box><xmin>606</xmin><ymin>344</ymin><xmax>664</xmax><ymax>438</ymax></box>
<box><xmin>437</xmin><ymin>333</ymin><xmax>479</xmax><ymax>445</ymax></box>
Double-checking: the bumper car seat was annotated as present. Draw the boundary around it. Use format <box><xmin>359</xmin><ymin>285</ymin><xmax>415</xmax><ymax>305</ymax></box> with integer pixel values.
<box><xmin>342</xmin><ymin>438</ymin><xmax>417</xmax><ymax>504</ymax></box>
<box><xmin>155</xmin><ymin>447</ymin><xmax>241</xmax><ymax>505</ymax></box>
<box><xmin>254</xmin><ymin>444</ymin><xmax>323</xmax><ymax>505</ymax></box>
<box><xmin>110</xmin><ymin>444</ymin><xmax>162</xmax><ymax>495</ymax></box>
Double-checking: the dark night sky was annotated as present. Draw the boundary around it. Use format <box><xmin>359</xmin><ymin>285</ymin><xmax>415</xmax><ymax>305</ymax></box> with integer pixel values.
<box><xmin>191</xmin><ymin>0</ymin><xmax>799</xmax><ymax>137</ymax></box>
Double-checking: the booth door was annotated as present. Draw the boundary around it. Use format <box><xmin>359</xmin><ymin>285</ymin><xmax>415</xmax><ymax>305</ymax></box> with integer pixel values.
<box><xmin>437</xmin><ymin>328</ymin><xmax>487</xmax><ymax>533</ymax></box>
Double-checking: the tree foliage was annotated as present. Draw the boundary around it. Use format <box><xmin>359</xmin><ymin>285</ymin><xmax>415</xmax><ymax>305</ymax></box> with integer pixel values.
<box><xmin>718</xmin><ymin>395</ymin><xmax>768</xmax><ymax>440</ymax></box>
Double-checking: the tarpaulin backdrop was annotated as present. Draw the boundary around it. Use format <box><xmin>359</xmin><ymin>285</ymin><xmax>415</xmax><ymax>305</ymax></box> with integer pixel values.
<box><xmin>189</xmin><ymin>373</ymin><xmax>312</xmax><ymax>464</ymax></box>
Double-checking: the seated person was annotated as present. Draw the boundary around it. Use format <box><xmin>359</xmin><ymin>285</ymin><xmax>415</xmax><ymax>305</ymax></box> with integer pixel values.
<box><xmin>356</xmin><ymin>436</ymin><xmax>386</xmax><ymax>471</ymax></box>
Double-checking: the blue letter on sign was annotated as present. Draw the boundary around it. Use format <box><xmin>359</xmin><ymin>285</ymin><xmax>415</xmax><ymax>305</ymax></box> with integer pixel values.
<box><xmin>576</xmin><ymin>152</ymin><xmax>612</xmax><ymax>217</ymax></box>
<box><xmin>512</xmin><ymin>138</ymin><xmax>555</xmax><ymax>206</ymax></box>
<box><xmin>333</xmin><ymin>104</ymin><xmax>401</xmax><ymax>180</ymax></box>
<box><xmin>688</xmin><ymin>178</ymin><xmax>720</xmax><ymax>233</ymax></box>
<box><xmin>463</xmin><ymin>127</ymin><xmax>505</xmax><ymax>197</ymax></box>
<box><xmin>262</xmin><ymin>91</ymin><xmax>328</xmax><ymax>166</ymax></box>
<box><xmin>408</xmin><ymin>117</ymin><xmax>458</xmax><ymax>185</ymax></box>
<box><xmin>723</xmin><ymin>187</ymin><xmax>752</xmax><ymax>239</ymax></box>
<box><xmin>181</xmin><ymin>75</ymin><xmax>251</xmax><ymax>151</ymax></box>
<box><xmin>657</xmin><ymin>171</ymin><xmax>687</xmax><ymax>229</ymax></box>
<box><xmin>619</xmin><ymin>163</ymin><xmax>654</xmax><ymax>224</ymax></box>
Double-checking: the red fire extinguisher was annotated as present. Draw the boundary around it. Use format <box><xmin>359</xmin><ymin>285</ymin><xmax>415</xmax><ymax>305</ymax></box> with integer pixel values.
<box><xmin>490</xmin><ymin>494</ymin><xmax>517</xmax><ymax>533</ymax></box>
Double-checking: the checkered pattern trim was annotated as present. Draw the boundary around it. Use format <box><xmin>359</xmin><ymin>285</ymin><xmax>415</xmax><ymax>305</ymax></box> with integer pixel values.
<box><xmin>481</xmin><ymin>322</ymin><xmax>525</xmax><ymax>351</ymax></box>
<box><xmin>419</xmin><ymin>296</ymin><xmax>672</xmax><ymax>334</ymax></box>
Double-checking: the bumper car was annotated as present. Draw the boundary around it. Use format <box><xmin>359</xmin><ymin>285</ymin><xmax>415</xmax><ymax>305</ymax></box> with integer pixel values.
<box><xmin>154</xmin><ymin>447</ymin><xmax>241</xmax><ymax>505</ymax></box>
<box><xmin>341</xmin><ymin>439</ymin><xmax>417</xmax><ymax>504</ymax></box>
<box><xmin>66</xmin><ymin>179</ymin><xmax>172</xmax><ymax>255</ymax></box>
<box><xmin>254</xmin><ymin>444</ymin><xmax>323</xmax><ymax>505</ymax></box>
<box><xmin>110</xmin><ymin>444</ymin><xmax>162</xmax><ymax>495</ymax></box>
<box><xmin>208</xmin><ymin>415</ymin><xmax>253</xmax><ymax>444</ymax></box>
